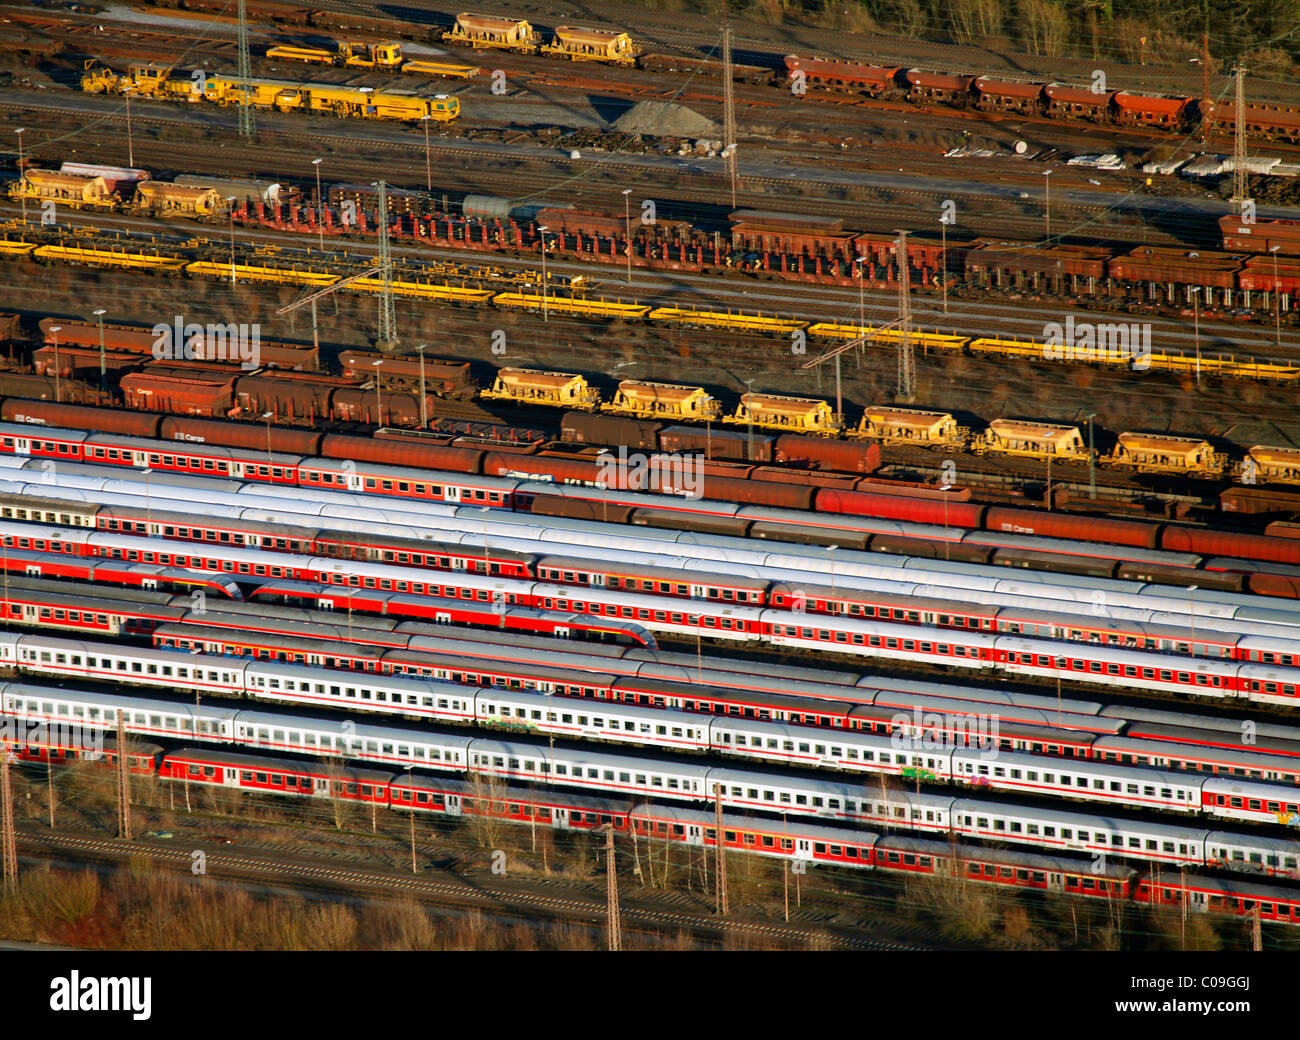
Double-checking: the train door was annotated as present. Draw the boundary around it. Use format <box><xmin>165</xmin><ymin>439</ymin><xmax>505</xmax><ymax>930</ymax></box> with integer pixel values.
<box><xmin>591</xmin><ymin>573</ymin><xmax>606</xmax><ymax>587</ymax></box>
<box><xmin>794</xmin><ymin>838</ymin><xmax>813</xmax><ymax>861</ymax></box>
<box><xmin>444</xmin><ymin>485</ymin><xmax>462</xmax><ymax>503</ymax></box>
<box><xmin>689</xmin><ymin>583</ymin><xmax>706</xmax><ymax>599</ymax></box>
<box><xmin>553</xmin><ymin>626</ymin><xmax>570</xmax><ymax>639</ymax></box>
<box><xmin>24</xmin><ymin>565</ymin><xmax>41</xmax><ymax>576</ymax></box>
<box><xmin>22</xmin><ymin>605</ymin><xmax>38</xmax><ymax>623</ymax></box>
<box><xmin>132</xmin><ymin>451</ymin><xmax>149</xmax><ymax>468</ymax></box>
<box><xmin>316</xmin><ymin>598</ymin><xmax>335</xmax><ymax>611</ymax></box>
<box><xmin>1187</xmin><ymin>889</ymin><xmax>1209</xmax><ymax>913</ymax></box>
<box><xmin>435</xmin><ymin>611</ymin><xmax>451</xmax><ymax>624</ymax></box>
<box><xmin>553</xmin><ymin>807</ymin><xmax>571</xmax><ymax>829</ymax></box>
<box><xmin>1045</xmin><ymin>872</ymin><xmax>1064</xmax><ymax>893</ymax></box>
<box><xmin>445</xmin><ymin>793</ymin><xmax>462</xmax><ymax>817</ymax></box>
<box><xmin>11</xmin><ymin>437</ymin><xmax>30</xmax><ymax>456</ymax></box>
<box><xmin>229</xmin><ymin>462</ymin><xmax>245</xmax><ymax>478</ymax></box>
<box><xmin>449</xmin><ymin>556</ymin><xmax>466</xmax><ymax>571</ymax></box>
<box><xmin>313</xmin><ymin>776</ymin><xmax>331</xmax><ymax>796</ymax></box>
<box><xmin>223</xmin><ymin>767</ymin><xmax>239</xmax><ymax>787</ymax></box>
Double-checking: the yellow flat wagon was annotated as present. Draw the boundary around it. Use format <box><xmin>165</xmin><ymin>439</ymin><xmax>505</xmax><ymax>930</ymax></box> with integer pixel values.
<box><xmin>35</xmin><ymin>244</ymin><xmax>187</xmax><ymax>273</ymax></box>
<box><xmin>350</xmin><ymin>277</ymin><xmax>494</xmax><ymax>303</ymax></box>
<box><xmin>184</xmin><ymin>260</ymin><xmax>338</xmax><ymax>287</ymax></box>
<box><xmin>648</xmin><ymin>306</ymin><xmax>807</xmax><ymax>335</ymax></box>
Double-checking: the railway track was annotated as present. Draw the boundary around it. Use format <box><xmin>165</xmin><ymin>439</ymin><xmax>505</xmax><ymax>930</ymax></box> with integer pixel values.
<box><xmin>14</xmin><ymin>825</ymin><xmax>939</xmax><ymax>950</ymax></box>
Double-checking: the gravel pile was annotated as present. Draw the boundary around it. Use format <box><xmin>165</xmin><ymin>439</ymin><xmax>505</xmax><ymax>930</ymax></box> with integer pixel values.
<box><xmin>612</xmin><ymin>100</ymin><xmax>719</xmax><ymax>138</ymax></box>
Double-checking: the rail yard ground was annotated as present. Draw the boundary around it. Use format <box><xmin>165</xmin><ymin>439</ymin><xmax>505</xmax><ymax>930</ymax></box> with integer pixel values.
<box><xmin>3</xmin><ymin>0</ymin><xmax>1300</xmax><ymax>975</ymax></box>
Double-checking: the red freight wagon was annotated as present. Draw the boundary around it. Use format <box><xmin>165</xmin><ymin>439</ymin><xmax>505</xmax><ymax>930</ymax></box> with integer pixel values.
<box><xmin>773</xmin><ymin>434</ymin><xmax>879</xmax><ymax>474</ymax></box>
<box><xmin>121</xmin><ymin>369</ymin><xmax>235</xmax><ymax>416</ymax></box>
<box><xmin>1043</xmin><ymin>83</ymin><xmax>1109</xmax><ymax>119</ymax></box>
<box><xmin>1162</xmin><ymin>526</ymin><xmax>1300</xmax><ymax>567</ymax></box>
<box><xmin>972</xmin><ymin>77</ymin><xmax>1042</xmax><ymax>114</ymax></box>
<box><xmin>320</xmin><ymin>433</ymin><xmax>484</xmax><ymax>474</ymax></box>
<box><xmin>701</xmin><ymin>475</ymin><xmax>814</xmax><ymax>511</ymax></box>
<box><xmin>1112</xmin><ymin>91</ymin><xmax>1189</xmax><ymax>128</ymax></box>
<box><xmin>815</xmin><ymin>487</ymin><xmax>986</xmax><ymax>528</ymax></box>
<box><xmin>160</xmin><ymin>416</ymin><xmax>325</xmax><ymax>455</ymax></box>
<box><xmin>904</xmin><ymin>69</ymin><xmax>974</xmax><ymax>103</ymax></box>
<box><xmin>0</xmin><ymin>399</ymin><xmax>161</xmax><ymax>438</ymax></box>
<box><xmin>783</xmin><ymin>55</ymin><xmax>900</xmax><ymax>95</ymax></box>
<box><xmin>984</xmin><ymin>507</ymin><xmax>1161</xmax><ymax>549</ymax></box>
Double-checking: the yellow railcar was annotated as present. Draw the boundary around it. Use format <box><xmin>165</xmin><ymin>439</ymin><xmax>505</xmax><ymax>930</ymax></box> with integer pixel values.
<box><xmin>1241</xmin><ymin>445</ymin><xmax>1300</xmax><ymax>485</ymax></box>
<box><xmin>1105</xmin><ymin>432</ymin><xmax>1227</xmax><ymax>479</ymax></box>
<box><xmin>973</xmin><ymin>419</ymin><xmax>1091</xmax><ymax>463</ymax></box>
<box><xmin>134</xmin><ymin>182</ymin><xmax>225</xmax><ymax>218</ymax></box>
<box><xmin>443</xmin><ymin>13</ymin><xmax>539</xmax><ymax>52</ymax></box>
<box><xmin>852</xmin><ymin>406</ymin><xmax>971</xmax><ymax>450</ymax></box>
<box><xmin>541</xmin><ymin>26</ymin><xmax>638</xmax><ymax>65</ymax></box>
<box><xmin>11</xmin><ymin>170</ymin><xmax>116</xmax><ymax>210</ymax></box>
<box><xmin>481</xmin><ymin>368</ymin><xmax>602</xmax><ymax>411</ymax></box>
<box><xmin>724</xmin><ymin>393</ymin><xmax>842</xmax><ymax>436</ymax></box>
<box><xmin>602</xmin><ymin>380</ymin><xmax>721</xmax><ymax>421</ymax></box>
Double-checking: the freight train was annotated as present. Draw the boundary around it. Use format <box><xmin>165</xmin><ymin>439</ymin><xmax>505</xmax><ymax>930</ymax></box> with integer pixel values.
<box><xmin>784</xmin><ymin>57</ymin><xmax>1300</xmax><ymax>145</ymax></box>
<box><xmin>18</xmin><ymin>738</ymin><xmax>1300</xmax><ymax>927</ymax></box>
<box><xmin>13</xmin><ymin>316</ymin><xmax>1300</xmax><ymax>491</ymax></box>
<box><xmin>151</xmin><ymin>0</ymin><xmax>1300</xmax><ymax>148</ymax></box>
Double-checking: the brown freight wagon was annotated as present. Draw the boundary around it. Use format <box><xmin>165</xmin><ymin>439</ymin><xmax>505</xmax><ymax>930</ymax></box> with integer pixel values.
<box><xmin>658</xmin><ymin>425</ymin><xmax>773</xmax><ymax>462</ymax></box>
<box><xmin>529</xmin><ymin>493</ymin><xmax>635</xmax><ymax>525</ymax></box>
<box><xmin>561</xmin><ymin>411</ymin><xmax>661</xmax><ymax>453</ymax></box>
<box><xmin>482</xmin><ymin>452</ymin><xmax>605</xmax><ymax>485</ymax></box>
<box><xmin>234</xmin><ymin>373</ymin><xmax>355</xmax><ymax>422</ymax></box>
<box><xmin>1220</xmin><ymin>486</ymin><xmax>1300</xmax><ymax>515</ymax></box>
<box><xmin>0</xmin><ymin>373</ymin><xmax>112</xmax><ymax>406</ymax></box>
<box><xmin>121</xmin><ymin>369</ymin><xmax>236</xmax><ymax>416</ymax></box>
<box><xmin>773</xmin><ymin>434</ymin><xmax>879</xmax><ymax>474</ymax></box>
<box><xmin>749</xmin><ymin>466</ymin><xmax>860</xmax><ymax>490</ymax></box>
<box><xmin>159</xmin><ymin>416</ymin><xmax>325</xmax><ymax>455</ymax></box>
<box><xmin>0</xmin><ymin>398</ymin><xmax>161</xmax><ymax>437</ymax></box>
<box><xmin>854</xmin><ymin>476</ymin><xmax>971</xmax><ymax>501</ymax></box>
<box><xmin>339</xmin><ymin>350</ymin><xmax>474</xmax><ymax>397</ymax></box>
<box><xmin>630</xmin><ymin>509</ymin><xmax>752</xmax><ymax>538</ymax></box>
<box><xmin>748</xmin><ymin>520</ymin><xmax>871</xmax><ymax>551</ymax></box>
<box><xmin>320</xmin><ymin>433</ymin><xmax>484</xmax><ymax>474</ymax></box>
<box><xmin>40</xmin><ymin>317</ymin><xmax>157</xmax><ymax>353</ymax></box>
<box><xmin>700</xmin><ymin>475</ymin><xmax>814</xmax><ymax>510</ymax></box>
<box><xmin>33</xmin><ymin>345</ymin><xmax>142</xmax><ymax>380</ymax></box>
<box><xmin>330</xmin><ymin>388</ymin><xmax>436</xmax><ymax>428</ymax></box>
